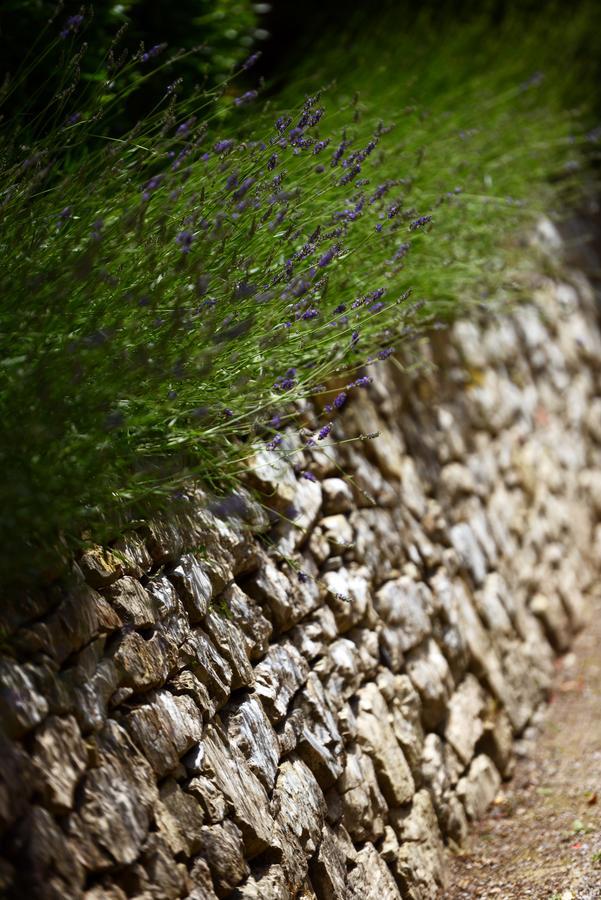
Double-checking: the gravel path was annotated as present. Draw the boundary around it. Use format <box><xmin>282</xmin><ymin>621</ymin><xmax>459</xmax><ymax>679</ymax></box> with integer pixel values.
<box><xmin>444</xmin><ymin>600</ymin><xmax>601</xmax><ymax>899</ymax></box>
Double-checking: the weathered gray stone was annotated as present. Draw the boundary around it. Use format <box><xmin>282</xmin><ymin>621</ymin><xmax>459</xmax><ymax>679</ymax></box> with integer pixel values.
<box><xmin>347</xmin><ymin>842</ymin><xmax>401</xmax><ymax>900</ymax></box>
<box><xmin>103</xmin><ymin>577</ymin><xmax>158</xmax><ymax>626</ymax></box>
<box><xmin>309</xmin><ymin>824</ymin><xmax>349</xmax><ymax>900</ymax></box>
<box><xmin>444</xmin><ymin>674</ymin><xmax>486</xmax><ymax>765</ymax></box>
<box><xmin>232</xmin><ymin>864</ymin><xmax>289</xmax><ymax>900</ymax></box>
<box><xmin>0</xmin><ymin>659</ymin><xmax>49</xmax><ymax>738</ymax></box>
<box><xmin>111</xmin><ymin>627</ymin><xmax>178</xmax><ymax>693</ymax></box>
<box><xmin>179</xmin><ymin>628</ymin><xmax>233</xmax><ymax>706</ymax></box>
<box><xmin>69</xmin><ymin>720</ymin><xmax>158</xmax><ymax>870</ymax></box>
<box><xmin>123</xmin><ymin>689</ymin><xmax>203</xmax><ymax>776</ymax></box>
<box><xmin>200</xmin><ymin>724</ymin><xmax>278</xmax><ymax>857</ymax></box>
<box><xmin>355</xmin><ymin>683</ymin><xmax>415</xmax><ymax>806</ymax></box>
<box><xmin>253</xmin><ymin>641</ymin><xmax>309</xmax><ymax>721</ymax></box>
<box><xmin>456</xmin><ymin>753</ymin><xmax>501</xmax><ymax>820</ymax></box>
<box><xmin>322</xmin><ymin>566</ymin><xmax>371</xmax><ymax>632</ymax></box>
<box><xmin>374</xmin><ymin>577</ymin><xmax>432</xmax><ymax>669</ymax></box>
<box><xmin>390</xmin><ymin>789</ymin><xmax>445</xmax><ymax>899</ymax></box>
<box><xmin>194</xmin><ymin>821</ymin><xmax>249</xmax><ymax>894</ymax></box>
<box><xmin>140</xmin><ymin>832</ymin><xmax>189</xmax><ymax>899</ymax></box>
<box><xmin>224</xmin><ymin>583</ymin><xmax>273</xmax><ymax>661</ymax></box>
<box><xmin>273</xmin><ymin>757</ymin><xmax>326</xmax><ymax>886</ymax></box>
<box><xmin>223</xmin><ymin>695</ymin><xmax>280</xmax><ymax>790</ymax></box>
<box><xmin>450</xmin><ymin>522</ymin><xmax>488</xmax><ymax>585</ymax></box>
<box><xmin>169</xmin><ymin>554</ymin><xmax>213</xmax><ymax>622</ymax></box>
<box><xmin>31</xmin><ymin>715</ymin><xmax>87</xmax><ymax>812</ymax></box>
<box><xmin>155</xmin><ymin>777</ymin><xmax>205</xmax><ymax>856</ymax></box>
<box><xmin>204</xmin><ymin>609</ymin><xmax>254</xmax><ymax>689</ymax></box>
<box><xmin>246</xmin><ymin>556</ymin><xmax>321</xmax><ymax>631</ymax></box>
<box><xmin>322</xmin><ymin>477</ymin><xmax>354</xmax><ymax>514</ymax></box>
<box><xmin>338</xmin><ymin>743</ymin><xmax>387</xmax><ymax>841</ymax></box>
<box><xmin>187</xmin><ymin>775</ymin><xmax>227</xmax><ymax>822</ymax></box>
<box><xmin>405</xmin><ymin>638</ymin><xmax>454</xmax><ymax>730</ymax></box>
<box><xmin>295</xmin><ymin>672</ymin><xmax>344</xmax><ymax>787</ymax></box>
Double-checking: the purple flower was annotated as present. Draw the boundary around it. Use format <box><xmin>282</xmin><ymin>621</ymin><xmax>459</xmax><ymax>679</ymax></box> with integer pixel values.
<box><xmin>333</xmin><ymin>303</ymin><xmax>346</xmax><ymax>314</ymax></box>
<box><xmin>375</xmin><ymin>223</ymin><xmax>383</xmax><ymax>232</ymax></box>
<box><xmin>175</xmin><ymin>230</ymin><xmax>194</xmax><ymax>253</ymax></box>
<box><xmin>297</xmin><ymin>571</ymin><xmax>310</xmax><ymax>583</ymax></box>
<box><xmin>318</xmin><ymin>245</ymin><xmax>339</xmax><ymax>268</ymax></box>
<box><xmin>318</xmin><ymin>423</ymin><xmax>332</xmax><ymax>441</ymax></box>
<box><xmin>234</xmin><ymin>90</ymin><xmax>258</xmax><ymax>107</ymax></box>
<box><xmin>242</xmin><ymin>51</ymin><xmax>262</xmax><ymax>71</ymax></box>
<box><xmin>409</xmin><ymin>215</ymin><xmax>432</xmax><ymax>231</ymax></box>
<box><xmin>60</xmin><ymin>14</ymin><xmax>84</xmax><ymax>39</ymax></box>
<box><xmin>142</xmin><ymin>174</ymin><xmax>163</xmax><ymax>200</ymax></box>
<box><xmin>350</xmin><ymin>376</ymin><xmax>371</xmax><ymax>388</ymax></box>
<box><xmin>302</xmin><ymin>308</ymin><xmax>319</xmax><ymax>320</ymax></box>
<box><xmin>275</xmin><ymin>376</ymin><xmax>295</xmax><ymax>391</ymax></box>
<box><xmin>57</xmin><ymin>206</ymin><xmax>73</xmax><ymax>226</ymax></box>
<box><xmin>351</xmin><ymin>331</ymin><xmax>359</xmax><ymax>347</ymax></box>
<box><xmin>224</xmin><ymin>408</ymin><xmax>234</xmax><ymax>418</ymax></box>
<box><xmin>267</xmin><ymin>153</ymin><xmax>278</xmax><ymax>171</ymax></box>
<box><xmin>301</xmin><ymin>470</ymin><xmax>317</xmax><ymax>483</ymax></box>
<box><xmin>270</xmin><ymin>413</ymin><xmax>282</xmax><ymax>428</ymax></box>
<box><xmin>214</xmin><ymin>139</ymin><xmax>234</xmax><ymax>153</ymax></box>
<box><xmin>334</xmin><ymin>392</ymin><xmax>347</xmax><ymax>410</ymax></box>
<box><xmin>141</xmin><ymin>43</ymin><xmax>167</xmax><ymax>63</ymax></box>
<box><xmin>313</xmin><ymin>140</ymin><xmax>330</xmax><ymax>155</ymax></box>
<box><xmin>275</xmin><ymin>116</ymin><xmax>292</xmax><ymax>133</ymax></box>
<box><xmin>91</xmin><ymin>218</ymin><xmax>104</xmax><ymax>241</ymax></box>
<box><xmin>378</xmin><ymin>348</ymin><xmax>394</xmax><ymax>359</ymax></box>
<box><xmin>324</xmin><ymin>403</ymin><xmax>333</xmax><ymax>413</ymax></box>
<box><xmin>176</xmin><ymin>118</ymin><xmax>195</xmax><ymax>136</ymax></box>
<box><xmin>393</xmin><ymin>243</ymin><xmax>410</xmax><ymax>260</ymax></box>
<box><xmin>266</xmin><ymin>434</ymin><xmax>283</xmax><ymax>451</ymax></box>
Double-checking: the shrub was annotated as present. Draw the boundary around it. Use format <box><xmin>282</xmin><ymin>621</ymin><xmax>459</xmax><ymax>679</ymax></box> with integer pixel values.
<box><xmin>0</xmin><ymin>3</ymin><xmax>597</xmax><ymax>585</ymax></box>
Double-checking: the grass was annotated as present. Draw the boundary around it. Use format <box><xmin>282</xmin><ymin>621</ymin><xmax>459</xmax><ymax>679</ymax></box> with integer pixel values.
<box><xmin>0</xmin><ymin>3</ymin><xmax>598</xmax><ymax>587</ymax></box>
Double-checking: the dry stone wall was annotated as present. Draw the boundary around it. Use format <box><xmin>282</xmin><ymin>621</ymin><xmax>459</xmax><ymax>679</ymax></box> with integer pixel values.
<box><xmin>2</xmin><ymin>225</ymin><xmax>601</xmax><ymax>899</ymax></box>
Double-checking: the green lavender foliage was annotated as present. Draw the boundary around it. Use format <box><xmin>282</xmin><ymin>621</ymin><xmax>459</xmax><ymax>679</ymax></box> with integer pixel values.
<box><xmin>0</xmin><ymin>3</ymin><xmax>598</xmax><ymax>585</ymax></box>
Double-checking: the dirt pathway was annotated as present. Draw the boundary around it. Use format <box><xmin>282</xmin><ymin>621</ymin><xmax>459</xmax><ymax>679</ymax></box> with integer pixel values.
<box><xmin>444</xmin><ymin>602</ymin><xmax>601</xmax><ymax>900</ymax></box>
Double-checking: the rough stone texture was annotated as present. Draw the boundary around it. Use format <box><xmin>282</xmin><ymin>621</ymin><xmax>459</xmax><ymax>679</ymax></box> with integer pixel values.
<box><xmin>0</xmin><ymin>235</ymin><xmax>599</xmax><ymax>898</ymax></box>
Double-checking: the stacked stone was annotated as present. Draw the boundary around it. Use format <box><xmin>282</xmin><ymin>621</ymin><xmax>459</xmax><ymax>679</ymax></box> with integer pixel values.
<box><xmin>1</xmin><ymin>241</ymin><xmax>601</xmax><ymax>899</ymax></box>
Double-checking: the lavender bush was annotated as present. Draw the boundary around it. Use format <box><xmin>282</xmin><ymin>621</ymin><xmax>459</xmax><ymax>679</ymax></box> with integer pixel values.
<box><xmin>0</xmin><ymin>3</ymin><xmax>598</xmax><ymax>585</ymax></box>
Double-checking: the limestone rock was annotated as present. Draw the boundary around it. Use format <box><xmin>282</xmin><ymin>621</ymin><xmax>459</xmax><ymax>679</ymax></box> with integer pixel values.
<box><xmin>347</xmin><ymin>843</ymin><xmax>401</xmax><ymax>900</ymax></box>
<box><xmin>103</xmin><ymin>577</ymin><xmax>158</xmax><ymax>627</ymax></box>
<box><xmin>223</xmin><ymin>696</ymin><xmax>280</xmax><ymax>791</ymax></box>
<box><xmin>169</xmin><ymin>554</ymin><xmax>213</xmax><ymax>622</ymax></box>
<box><xmin>355</xmin><ymin>683</ymin><xmax>415</xmax><ymax>806</ymax></box>
<box><xmin>0</xmin><ymin>659</ymin><xmax>49</xmax><ymax>738</ymax></box>
<box><xmin>456</xmin><ymin>753</ymin><xmax>501</xmax><ymax>820</ymax></box>
<box><xmin>155</xmin><ymin>777</ymin><xmax>205</xmax><ymax>856</ymax></box>
<box><xmin>253</xmin><ymin>641</ymin><xmax>309</xmax><ymax>722</ymax></box>
<box><xmin>69</xmin><ymin>720</ymin><xmax>158</xmax><ymax>870</ymax></box>
<box><xmin>375</xmin><ymin>577</ymin><xmax>432</xmax><ymax>669</ymax></box>
<box><xmin>322</xmin><ymin>477</ymin><xmax>354</xmax><ymax>514</ymax></box>
<box><xmin>123</xmin><ymin>689</ymin><xmax>203</xmax><ymax>776</ymax></box>
<box><xmin>224</xmin><ymin>583</ymin><xmax>273</xmax><ymax>661</ymax></box>
<box><xmin>194</xmin><ymin>821</ymin><xmax>249</xmax><ymax>894</ymax></box>
<box><xmin>272</xmin><ymin>757</ymin><xmax>326</xmax><ymax>886</ymax></box>
<box><xmin>338</xmin><ymin>743</ymin><xmax>388</xmax><ymax>841</ymax></box>
<box><xmin>405</xmin><ymin>638</ymin><xmax>454</xmax><ymax>730</ymax></box>
<box><xmin>200</xmin><ymin>725</ymin><xmax>278</xmax><ymax>857</ymax></box>
<box><xmin>390</xmin><ymin>790</ymin><xmax>445</xmax><ymax>899</ymax></box>
<box><xmin>31</xmin><ymin>714</ymin><xmax>87</xmax><ymax>812</ymax></box>
<box><xmin>444</xmin><ymin>675</ymin><xmax>486</xmax><ymax>765</ymax></box>
<box><xmin>322</xmin><ymin>566</ymin><xmax>371</xmax><ymax>633</ymax></box>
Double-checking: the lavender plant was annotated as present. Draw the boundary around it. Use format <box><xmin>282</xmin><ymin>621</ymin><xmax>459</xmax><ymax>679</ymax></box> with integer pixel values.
<box><xmin>0</xmin><ymin>3</ymin><xmax>597</xmax><ymax>585</ymax></box>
